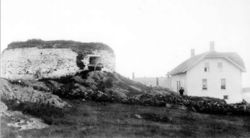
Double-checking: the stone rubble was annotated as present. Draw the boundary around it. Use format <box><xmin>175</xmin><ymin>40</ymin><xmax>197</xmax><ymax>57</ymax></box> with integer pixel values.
<box><xmin>43</xmin><ymin>71</ymin><xmax>250</xmax><ymax>116</ymax></box>
<box><xmin>3</xmin><ymin>110</ymin><xmax>49</xmax><ymax>131</ymax></box>
<box><xmin>0</xmin><ymin>78</ymin><xmax>69</xmax><ymax>108</ymax></box>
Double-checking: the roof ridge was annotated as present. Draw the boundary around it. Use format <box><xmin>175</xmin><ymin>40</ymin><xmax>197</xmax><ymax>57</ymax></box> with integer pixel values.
<box><xmin>169</xmin><ymin>51</ymin><xmax>246</xmax><ymax>75</ymax></box>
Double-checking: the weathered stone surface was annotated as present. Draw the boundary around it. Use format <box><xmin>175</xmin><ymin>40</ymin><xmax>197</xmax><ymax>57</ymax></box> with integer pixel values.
<box><xmin>0</xmin><ymin>101</ymin><xmax>8</xmax><ymax>116</ymax></box>
<box><xmin>105</xmin><ymin>87</ymin><xmax>128</xmax><ymax>100</ymax></box>
<box><xmin>1</xmin><ymin>40</ymin><xmax>115</xmax><ymax>80</ymax></box>
<box><xmin>1</xmin><ymin>48</ymin><xmax>79</xmax><ymax>80</ymax></box>
<box><xmin>3</xmin><ymin>111</ymin><xmax>49</xmax><ymax>131</ymax></box>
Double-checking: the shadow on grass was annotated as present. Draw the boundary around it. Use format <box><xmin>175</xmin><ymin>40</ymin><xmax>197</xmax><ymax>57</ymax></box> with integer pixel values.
<box><xmin>140</xmin><ymin>113</ymin><xmax>171</xmax><ymax>123</ymax></box>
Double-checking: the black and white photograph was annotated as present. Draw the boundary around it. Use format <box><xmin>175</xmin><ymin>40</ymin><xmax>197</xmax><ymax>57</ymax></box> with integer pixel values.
<box><xmin>1</xmin><ymin>0</ymin><xmax>250</xmax><ymax>137</ymax></box>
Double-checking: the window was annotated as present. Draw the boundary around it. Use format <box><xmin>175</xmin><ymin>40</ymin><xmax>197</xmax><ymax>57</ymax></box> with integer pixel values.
<box><xmin>89</xmin><ymin>56</ymin><xmax>101</xmax><ymax>65</ymax></box>
<box><xmin>202</xmin><ymin>79</ymin><xmax>207</xmax><ymax>90</ymax></box>
<box><xmin>204</xmin><ymin>62</ymin><xmax>209</xmax><ymax>72</ymax></box>
<box><xmin>223</xmin><ymin>95</ymin><xmax>228</xmax><ymax>100</ymax></box>
<box><xmin>177</xmin><ymin>81</ymin><xmax>181</xmax><ymax>91</ymax></box>
<box><xmin>221</xmin><ymin>79</ymin><xmax>226</xmax><ymax>90</ymax></box>
<box><xmin>218</xmin><ymin>62</ymin><xmax>223</xmax><ymax>71</ymax></box>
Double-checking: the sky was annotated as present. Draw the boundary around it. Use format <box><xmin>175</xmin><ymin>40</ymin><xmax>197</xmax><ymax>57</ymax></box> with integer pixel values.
<box><xmin>1</xmin><ymin>0</ymin><xmax>250</xmax><ymax>87</ymax></box>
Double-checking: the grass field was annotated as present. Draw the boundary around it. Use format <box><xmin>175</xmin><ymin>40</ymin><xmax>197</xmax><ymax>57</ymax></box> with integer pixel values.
<box><xmin>2</xmin><ymin>100</ymin><xmax>250</xmax><ymax>138</ymax></box>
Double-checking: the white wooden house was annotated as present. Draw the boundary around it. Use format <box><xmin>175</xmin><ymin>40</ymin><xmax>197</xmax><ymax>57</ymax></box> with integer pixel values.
<box><xmin>168</xmin><ymin>42</ymin><xmax>246</xmax><ymax>103</ymax></box>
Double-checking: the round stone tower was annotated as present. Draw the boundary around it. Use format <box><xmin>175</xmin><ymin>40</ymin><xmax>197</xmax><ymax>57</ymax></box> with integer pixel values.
<box><xmin>1</xmin><ymin>39</ymin><xmax>115</xmax><ymax>80</ymax></box>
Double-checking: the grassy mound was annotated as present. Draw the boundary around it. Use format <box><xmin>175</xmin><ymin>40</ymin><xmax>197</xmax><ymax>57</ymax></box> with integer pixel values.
<box><xmin>7</xmin><ymin>39</ymin><xmax>114</xmax><ymax>54</ymax></box>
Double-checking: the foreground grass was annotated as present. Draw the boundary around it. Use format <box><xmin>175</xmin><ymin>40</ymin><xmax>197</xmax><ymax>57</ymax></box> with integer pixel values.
<box><xmin>2</xmin><ymin>100</ymin><xmax>250</xmax><ymax>138</ymax></box>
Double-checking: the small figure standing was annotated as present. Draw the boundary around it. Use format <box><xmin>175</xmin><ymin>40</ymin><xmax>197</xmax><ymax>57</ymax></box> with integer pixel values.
<box><xmin>242</xmin><ymin>99</ymin><xmax>247</xmax><ymax>104</ymax></box>
<box><xmin>179</xmin><ymin>87</ymin><xmax>184</xmax><ymax>96</ymax></box>
<box><xmin>242</xmin><ymin>99</ymin><xmax>247</xmax><ymax>111</ymax></box>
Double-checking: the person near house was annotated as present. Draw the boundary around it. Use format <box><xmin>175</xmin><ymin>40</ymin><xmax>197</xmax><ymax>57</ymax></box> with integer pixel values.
<box><xmin>242</xmin><ymin>99</ymin><xmax>247</xmax><ymax>111</ymax></box>
<box><xmin>179</xmin><ymin>87</ymin><xmax>184</xmax><ymax>96</ymax></box>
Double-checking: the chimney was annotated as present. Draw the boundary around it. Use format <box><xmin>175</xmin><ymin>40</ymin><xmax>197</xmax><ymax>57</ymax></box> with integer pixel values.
<box><xmin>210</xmin><ymin>41</ymin><xmax>215</xmax><ymax>52</ymax></box>
<box><xmin>191</xmin><ymin>49</ymin><xmax>195</xmax><ymax>57</ymax></box>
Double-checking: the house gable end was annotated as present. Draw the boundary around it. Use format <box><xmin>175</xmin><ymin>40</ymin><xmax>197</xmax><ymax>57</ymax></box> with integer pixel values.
<box><xmin>170</xmin><ymin>51</ymin><xmax>246</xmax><ymax>75</ymax></box>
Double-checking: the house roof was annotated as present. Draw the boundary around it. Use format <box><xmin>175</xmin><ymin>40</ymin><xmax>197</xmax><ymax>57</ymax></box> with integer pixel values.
<box><xmin>169</xmin><ymin>51</ymin><xmax>246</xmax><ymax>75</ymax></box>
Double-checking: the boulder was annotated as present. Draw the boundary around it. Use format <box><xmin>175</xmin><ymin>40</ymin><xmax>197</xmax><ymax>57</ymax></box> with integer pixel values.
<box><xmin>134</xmin><ymin>114</ymin><xmax>142</xmax><ymax>119</ymax></box>
<box><xmin>105</xmin><ymin>87</ymin><xmax>128</xmax><ymax>100</ymax></box>
<box><xmin>3</xmin><ymin>111</ymin><xmax>49</xmax><ymax>131</ymax></box>
<box><xmin>0</xmin><ymin>101</ymin><xmax>8</xmax><ymax>116</ymax></box>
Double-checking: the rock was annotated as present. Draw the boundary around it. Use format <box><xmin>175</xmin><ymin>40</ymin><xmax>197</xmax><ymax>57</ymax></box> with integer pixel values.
<box><xmin>4</xmin><ymin>111</ymin><xmax>49</xmax><ymax>131</ymax></box>
<box><xmin>165</xmin><ymin>103</ymin><xmax>172</xmax><ymax>108</ymax></box>
<box><xmin>190</xmin><ymin>106</ymin><xmax>197</xmax><ymax>112</ymax></box>
<box><xmin>178</xmin><ymin>105</ymin><xmax>188</xmax><ymax>111</ymax></box>
<box><xmin>46</xmin><ymin>96</ymin><xmax>69</xmax><ymax>108</ymax></box>
<box><xmin>129</xmin><ymin>85</ymin><xmax>142</xmax><ymax>92</ymax></box>
<box><xmin>0</xmin><ymin>101</ymin><xmax>8</xmax><ymax>116</ymax></box>
<box><xmin>134</xmin><ymin>114</ymin><xmax>142</xmax><ymax>119</ymax></box>
<box><xmin>105</xmin><ymin>87</ymin><xmax>128</xmax><ymax>100</ymax></box>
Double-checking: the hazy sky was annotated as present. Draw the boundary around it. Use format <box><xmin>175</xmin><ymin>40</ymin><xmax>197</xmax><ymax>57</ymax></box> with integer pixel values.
<box><xmin>1</xmin><ymin>0</ymin><xmax>250</xmax><ymax>87</ymax></box>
